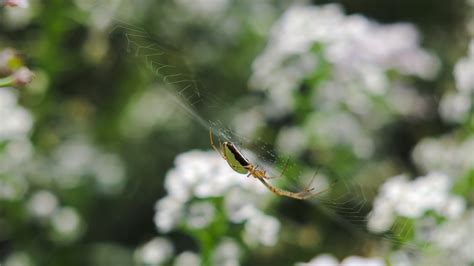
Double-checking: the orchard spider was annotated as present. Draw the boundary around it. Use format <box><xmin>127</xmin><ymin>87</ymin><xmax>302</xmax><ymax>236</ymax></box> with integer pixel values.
<box><xmin>210</xmin><ymin>127</ymin><xmax>326</xmax><ymax>200</ymax></box>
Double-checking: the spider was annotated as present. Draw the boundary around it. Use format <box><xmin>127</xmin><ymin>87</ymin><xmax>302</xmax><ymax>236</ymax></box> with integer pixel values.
<box><xmin>210</xmin><ymin>127</ymin><xmax>326</xmax><ymax>200</ymax></box>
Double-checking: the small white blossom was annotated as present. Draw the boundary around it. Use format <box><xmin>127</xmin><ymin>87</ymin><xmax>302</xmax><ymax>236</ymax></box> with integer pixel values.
<box><xmin>368</xmin><ymin>172</ymin><xmax>465</xmax><ymax>233</ymax></box>
<box><xmin>185</xmin><ymin>201</ymin><xmax>215</xmax><ymax>229</ymax></box>
<box><xmin>0</xmin><ymin>175</ymin><xmax>28</xmax><ymax>201</ymax></box>
<box><xmin>250</xmin><ymin>4</ymin><xmax>438</xmax><ymax>117</ymax></box>
<box><xmin>174</xmin><ymin>0</ymin><xmax>230</xmax><ymax>17</ymax></box>
<box><xmin>154</xmin><ymin>150</ymin><xmax>270</xmax><ymax>233</ymax></box>
<box><xmin>243</xmin><ymin>210</ymin><xmax>280</xmax><ymax>246</ymax></box>
<box><xmin>412</xmin><ymin>135</ymin><xmax>474</xmax><ymax>177</ymax></box>
<box><xmin>120</xmin><ymin>88</ymin><xmax>187</xmax><ymax>139</ymax></box>
<box><xmin>0</xmin><ymin>88</ymin><xmax>33</xmax><ymax>141</ymax></box>
<box><xmin>3</xmin><ymin>252</ymin><xmax>34</xmax><ymax>266</ymax></box>
<box><xmin>212</xmin><ymin>238</ymin><xmax>241</xmax><ymax>266</ymax></box>
<box><xmin>27</xmin><ymin>190</ymin><xmax>59</xmax><ymax>219</ymax></box>
<box><xmin>92</xmin><ymin>153</ymin><xmax>126</xmax><ymax>194</ymax></box>
<box><xmin>173</xmin><ymin>251</ymin><xmax>200</xmax><ymax>266</ymax></box>
<box><xmin>454</xmin><ymin>39</ymin><xmax>474</xmax><ymax>93</ymax></box>
<box><xmin>52</xmin><ymin>138</ymin><xmax>97</xmax><ymax>188</ymax></box>
<box><xmin>433</xmin><ymin>210</ymin><xmax>474</xmax><ymax>265</ymax></box>
<box><xmin>134</xmin><ymin>237</ymin><xmax>174</xmax><ymax>266</ymax></box>
<box><xmin>154</xmin><ymin>196</ymin><xmax>184</xmax><ymax>233</ymax></box>
<box><xmin>296</xmin><ymin>254</ymin><xmax>339</xmax><ymax>266</ymax></box>
<box><xmin>51</xmin><ymin>138</ymin><xmax>126</xmax><ymax>193</ymax></box>
<box><xmin>439</xmin><ymin>91</ymin><xmax>471</xmax><ymax>123</ymax></box>
<box><xmin>306</xmin><ymin>112</ymin><xmax>374</xmax><ymax>159</ymax></box>
<box><xmin>298</xmin><ymin>254</ymin><xmax>385</xmax><ymax>266</ymax></box>
<box><xmin>50</xmin><ymin>207</ymin><xmax>82</xmax><ymax>241</ymax></box>
<box><xmin>12</xmin><ymin>67</ymin><xmax>33</xmax><ymax>86</ymax></box>
<box><xmin>341</xmin><ymin>256</ymin><xmax>385</xmax><ymax>266</ymax></box>
<box><xmin>276</xmin><ymin>126</ymin><xmax>308</xmax><ymax>157</ymax></box>
<box><xmin>3</xmin><ymin>0</ymin><xmax>29</xmax><ymax>8</ymax></box>
<box><xmin>224</xmin><ymin>188</ymin><xmax>260</xmax><ymax>223</ymax></box>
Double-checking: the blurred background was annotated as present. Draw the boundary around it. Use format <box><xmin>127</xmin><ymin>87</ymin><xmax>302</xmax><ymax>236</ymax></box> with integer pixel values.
<box><xmin>0</xmin><ymin>0</ymin><xmax>473</xmax><ymax>265</ymax></box>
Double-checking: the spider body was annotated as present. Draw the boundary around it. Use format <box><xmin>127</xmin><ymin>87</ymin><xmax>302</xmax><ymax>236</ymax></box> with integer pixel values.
<box><xmin>222</xmin><ymin>142</ymin><xmax>250</xmax><ymax>174</ymax></box>
<box><xmin>210</xmin><ymin>128</ymin><xmax>326</xmax><ymax>200</ymax></box>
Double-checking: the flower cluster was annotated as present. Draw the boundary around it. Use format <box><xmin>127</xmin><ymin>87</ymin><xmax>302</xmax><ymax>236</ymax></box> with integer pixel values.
<box><xmin>0</xmin><ymin>87</ymin><xmax>32</xmax><ymax>142</ymax></box>
<box><xmin>48</xmin><ymin>137</ymin><xmax>126</xmax><ymax>194</ymax></box>
<box><xmin>241</xmin><ymin>3</ymin><xmax>439</xmax><ymax>160</ymax></box>
<box><xmin>368</xmin><ymin>172</ymin><xmax>465</xmax><ymax>233</ymax></box>
<box><xmin>0</xmin><ymin>48</ymin><xmax>34</xmax><ymax>88</ymax></box>
<box><xmin>439</xmin><ymin>38</ymin><xmax>474</xmax><ymax>123</ymax></box>
<box><xmin>297</xmin><ymin>254</ymin><xmax>385</xmax><ymax>266</ymax></box>
<box><xmin>250</xmin><ymin>4</ymin><xmax>438</xmax><ymax>116</ymax></box>
<box><xmin>0</xmin><ymin>0</ymin><xmax>28</xmax><ymax>8</ymax></box>
<box><xmin>238</xmin><ymin>4</ymin><xmax>473</xmax><ymax>265</ymax></box>
<box><xmin>134</xmin><ymin>236</ymin><xmax>243</xmax><ymax>266</ymax></box>
<box><xmin>412</xmin><ymin>134</ymin><xmax>474</xmax><ymax>178</ymax></box>
<box><xmin>150</xmin><ymin>149</ymin><xmax>281</xmax><ymax>264</ymax></box>
<box><xmin>153</xmin><ymin>150</ymin><xmax>280</xmax><ymax>246</ymax></box>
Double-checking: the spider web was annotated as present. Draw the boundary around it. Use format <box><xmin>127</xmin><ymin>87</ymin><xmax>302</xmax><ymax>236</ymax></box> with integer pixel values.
<box><xmin>107</xmin><ymin>15</ymin><xmax>430</xmax><ymax>257</ymax></box>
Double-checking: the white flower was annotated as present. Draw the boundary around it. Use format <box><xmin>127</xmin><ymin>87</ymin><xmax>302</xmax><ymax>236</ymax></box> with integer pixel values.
<box><xmin>224</xmin><ymin>188</ymin><xmax>260</xmax><ymax>223</ymax></box>
<box><xmin>387</xmin><ymin>85</ymin><xmax>429</xmax><ymax>118</ymax></box>
<box><xmin>212</xmin><ymin>238</ymin><xmax>241</xmax><ymax>266</ymax></box>
<box><xmin>389</xmin><ymin>250</ymin><xmax>414</xmax><ymax>266</ymax></box>
<box><xmin>92</xmin><ymin>153</ymin><xmax>126</xmax><ymax>194</ymax></box>
<box><xmin>0</xmin><ymin>139</ymin><xmax>33</xmax><ymax>175</ymax></box>
<box><xmin>2</xmin><ymin>0</ymin><xmax>33</xmax><ymax>28</ymax></box>
<box><xmin>50</xmin><ymin>207</ymin><xmax>82</xmax><ymax>241</ymax></box>
<box><xmin>438</xmin><ymin>196</ymin><xmax>465</xmax><ymax>220</ymax></box>
<box><xmin>454</xmin><ymin>38</ymin><xmax>474</xmax><ymax>93</ymax></box>
<box><xmin>51</xmin><ymin>138</ymin><xmax>126</xmax><ymax>193</ymax></box>
<box><xmin>306</xmin><ymin>112</ymin><xmax>374</xmax><ymax>159</ymax></box>
<box><xmin>27</xmin><ymin>190</ymin><xmax>59</xmax><ymax>219</ymax></box>
<box><xmin>367</xmin><ymin>201</ymin><xmax>396</xmax><ymax>233</ymax></box>
<box><xmin>154</xmin><ymin>196</ymin><xmax>184</xmax><ymax>233</ymax></box>
<box><xmin>3</xmin><ymin>0</ymin><xmax>29</xmax><ymax>8</ymax></box>
<box><xmin>368</xmin><ymin>172</ymin><xmax>465</xmax><ymax>233</ymax></box>
<box><xmin>134</xmin><ymin>237</ymin><xmax>174</xmax><ymax>266</ymax></box>
<box><xmin>412</xmin><ymin>135</ymin><xmax>474</xmax><ymax>178</ymax></box>
<box><xmin>12</xmin><ymin>67</ymin><xmax>34</xmax><ymax>86</ymax></box>
<box><xmin>0</xmin><ymin>88</ymin><xmax>33</xmax><ymax>141</ymax></box>
<box><xmin>341</xmin><ymin>256</ymin><xmax>385</xmax><ymax>266</ymax></box>
<box><xmin>296</xmin><ymin>254</ymin><xmax>339</xmax><ymax>266</ymax></box>
<box><xmin>0</xmin><ymin>174</ymin><xmax>28</xmax><ymax>201</ymax></box>
<box><xmin>120</xmin><ymin>88</ymin><xmax>186</xmax><ymax>139</ymax></box>
<box><xmin>433</xmin><ymin>210</ymin><xmax>474</xmax><ymax>265</ymax></box>
<box><xmin>231</xmin><ymin>107</ymin><xmax>264</xmax><ymax>139</ymax></box>
<box><xmin>0</xmin><ymin>48</ymin><xmax>16</xmax><ymax>71</ymax></box>
<box><xmin>3</xmin><ymin>252</ymin><xmax>34</xmax><ymax>266</ymax></box>
<box><xmin>276</xmin><ymin>126</ymin><xmax>308</xmax><ymax>157</ymax></box>
<box><xmin>243</xmin><ymin>210</ymin><xmax>280</xmax><ymax>246</ymax></box>
<box><xmin>52</xmin><ymin>138</ymin><xmax>97</xmax><ymax>188</ymax></box>
<box><xmin>175</xmin><ymin>0</ymin><xmax>230</xmax><ymax>17</ymax></box>
<box><xmin>174</xmin><ymin>251</ymin><xmax>200</xmax><ymax>266</ymax></box>
<box><xmin>185</xmin><ymin>201</ymin><xmax>215</xmax><ymax>229</ymax></box>
<box><xmin>439</xmin><ymin>91</ymin><xmax>471</xmax><ymax>123</ymax></box>
<box><xmin>155</xmin><ymin>149</ymin><xmax>270</xmax><ymax>233</ymax></box>
<box><xmin>250</xmin><ymin>4</ymin><xmax>438</xmax><ymax>118</ymax></box>
<box><xmin>298</xmin><ymin>254</ymin><xmax>385</xmax><ymax>266</ymax></box>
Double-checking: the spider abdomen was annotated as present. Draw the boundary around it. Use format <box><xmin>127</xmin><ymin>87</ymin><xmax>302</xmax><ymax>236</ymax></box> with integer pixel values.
<box><xmin>223</xmin><ymin>142</ymin><xmax>250</xmax><ymax>174</ymax></box>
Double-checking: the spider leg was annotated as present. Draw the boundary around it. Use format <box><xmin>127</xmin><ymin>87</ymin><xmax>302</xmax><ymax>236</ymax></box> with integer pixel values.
<box><xmin>247</xmin><ymin>164</ymin><xmax>259</xmax><ymax>178</ymax></box>
<box><xmin>262</xmin><ymin>158</ymin><xmax>290</xmax><ymax>179</ymax></box>
<box><xmin>256</xmin><ymin>174</ymin><xmax>330</xmax><ymax>200</ymax></box>
<box><xmin>278</xmin><ymin>158</ymin><xmax>290</xmax><ymax>179</ymax></box>
<box><xmin>209</xmin><ymin>127</ymin><xmax>224</xmax><ymax>158</ymax></box>
<box><xmin>302</xmin><ymin>169</ymin><xmax>319</xmax><ymax>193</ymax></box>
<box><xmin>256</xmin><ymin>177</ymin><xmax>313</xmax><ymax>200</ymax></box>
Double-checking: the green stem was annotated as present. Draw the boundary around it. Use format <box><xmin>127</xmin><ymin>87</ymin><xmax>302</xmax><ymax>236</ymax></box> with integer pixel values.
<box><xmin>197</xmin><ymin>232</ymin><xmax>214</xmax><ymax>266</ymax></box>
<box><xmin>0</xmin><ymin>76</ymin><xmax>15</xmax><ymax>87</ymax></box>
